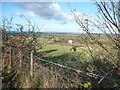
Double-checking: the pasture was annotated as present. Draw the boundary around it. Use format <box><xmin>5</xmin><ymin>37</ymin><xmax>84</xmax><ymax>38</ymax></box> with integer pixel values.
<box><xmin>37</xmin><ymin>33</ymin><xmax>115</xmax><ymax>69</ymax></box>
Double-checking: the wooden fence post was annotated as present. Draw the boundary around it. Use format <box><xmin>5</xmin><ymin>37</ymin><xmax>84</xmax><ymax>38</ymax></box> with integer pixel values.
<box><xmin>8</xmin><ymin>46</ymin><xmax>12</xmax><ymax>70</ymax></box>
<box><xmin>30</xmin><ymin>51</ymin><xmax>33</xmax><ymax>77</ymax></box>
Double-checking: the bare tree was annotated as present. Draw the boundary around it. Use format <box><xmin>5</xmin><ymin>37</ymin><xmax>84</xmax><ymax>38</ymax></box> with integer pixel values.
<box><xmin>69</xmin><ymin>0</ymin><xmax>120</xmax><ymax>87</ymax></box>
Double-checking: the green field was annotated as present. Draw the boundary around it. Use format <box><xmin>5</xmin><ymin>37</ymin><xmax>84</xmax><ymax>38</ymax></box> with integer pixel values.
<box><xmin>40</xmin><ymin>43</ymin><xmax>88</xmax><ymax>56</ymax></box>
<box><xmin>35</xmin><ymin>33</ymin><xmax>116</xmax><ymax>69</ymax></box>
<box><xmin>38</xmin><ymin>33</ymin><xmax>111</xmax><ymax>55</ymax></box>
<box><xmin>24</xmin><ymin>33</ymin><xmax>95</xmax><ymax>68</ymax></box>
<box><xmin>38</xmin><ymin>43</ymin><xmax>92</xmax><ymax>69</ymax></box>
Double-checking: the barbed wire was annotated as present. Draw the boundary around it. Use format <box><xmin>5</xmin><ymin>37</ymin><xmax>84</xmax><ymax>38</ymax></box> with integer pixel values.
<box><xmin>35</xmin><ymin>56</ymin><xmax>120</xmax><ymax>87</ymax></box>
<box><xmin>35</xmin><ymin>55</ymin><xmax>119</xmax><ymax>84</ymax></box>
<box><xmin>35</xmin><ymin>56</ymin><xmax>102</xmax><ymax>79</ymax></box>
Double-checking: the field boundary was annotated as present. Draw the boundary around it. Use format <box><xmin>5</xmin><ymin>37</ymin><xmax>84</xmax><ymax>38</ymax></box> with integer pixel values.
<box><xmin>35</xmin><ymin>55</ymin><xmax>119</xmax><ymax>84</ymax></box>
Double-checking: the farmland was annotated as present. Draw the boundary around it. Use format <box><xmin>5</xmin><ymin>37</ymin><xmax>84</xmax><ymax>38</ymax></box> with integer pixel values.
<box><xmin>37</xmin><ymin>33</ymin><xmax>113</xmax><ymax>55</ymax></box>
<box><xmin>34</xmin><ymin>33</ymin><xmax>117</xmax><ymax>69</ymax></box>
<box><xmin>2</xmin><ymin>31</ymin><xmax>119</xmax><ymax>88</ymax></box>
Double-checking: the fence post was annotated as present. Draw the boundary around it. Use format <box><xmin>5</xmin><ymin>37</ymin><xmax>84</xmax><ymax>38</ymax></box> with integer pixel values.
<box><xmin>19</xmin><ymin>50</ymin><xmax>22</xmax><ymax>70</ymax></box>
<box><xmin>30</xmin><ymin>51</ymin><xmax>33</xmax><ymax>77</ymax></box>
<box><xmin>8</xmin><ymin>46</ymin><xmax>12</xmax><ymax>70</ymax></box>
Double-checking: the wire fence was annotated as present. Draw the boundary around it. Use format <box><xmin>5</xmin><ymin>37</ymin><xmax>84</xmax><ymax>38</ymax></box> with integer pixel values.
<box><xmin>35</xmin><ymin>55</ymin><xmax>120</xmax><ymax>85</ymax></box>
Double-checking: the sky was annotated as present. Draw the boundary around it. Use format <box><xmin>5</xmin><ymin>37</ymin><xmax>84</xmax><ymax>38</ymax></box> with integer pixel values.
<box><xmin>2</xmin><ymin>1</ymin><xmax>99</xmax><ymax>33</ymax></box>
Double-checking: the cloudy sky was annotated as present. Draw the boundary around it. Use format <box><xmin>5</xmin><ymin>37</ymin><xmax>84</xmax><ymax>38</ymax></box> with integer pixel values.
<box><xmin>2</xmin><ymin>1</ymin><xmax>98</xmax><ymax>33</ymax></box>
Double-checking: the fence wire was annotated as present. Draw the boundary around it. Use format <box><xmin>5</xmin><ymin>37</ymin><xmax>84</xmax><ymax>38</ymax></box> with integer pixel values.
<box><xmin>35</xmin><ymin>55</ymin><xmax>120</xmax><ymax>85</ymax></box>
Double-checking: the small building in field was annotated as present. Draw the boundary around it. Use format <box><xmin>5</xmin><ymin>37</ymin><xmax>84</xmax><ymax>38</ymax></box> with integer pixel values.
<box><xmin>68</xmin><ymin>39</ymin><xmax>73</xmax><ymax>44</ymax></box>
